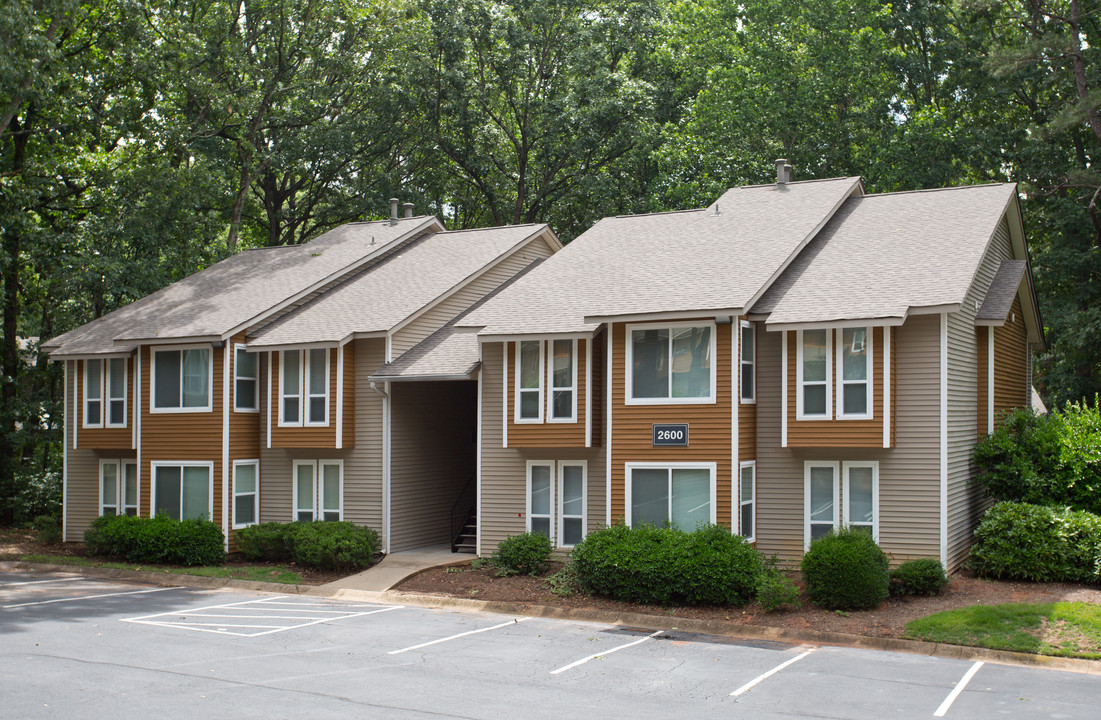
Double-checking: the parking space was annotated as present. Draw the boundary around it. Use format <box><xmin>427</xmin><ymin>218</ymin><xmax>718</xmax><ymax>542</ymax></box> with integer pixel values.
<box><xmin>3</xmin><ymin>568</ymin><xmax>1100</xmax><ymax>719</ymax></box>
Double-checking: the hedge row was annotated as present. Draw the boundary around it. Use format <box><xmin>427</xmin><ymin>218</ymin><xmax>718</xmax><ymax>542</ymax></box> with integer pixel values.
<box><xmin>970</xmin><ymin>501</ymin><xmax>1101</xmax><ymax>583</ymax></box>
<box><xmin>84</xmin><ymin>514</ymin><xmax>224</xmax><ymax>566</ymax></box>
<box><xmin>236</xmin><ymin>521</ymin><xmax>381</xmax><ymax>571</ymax></box>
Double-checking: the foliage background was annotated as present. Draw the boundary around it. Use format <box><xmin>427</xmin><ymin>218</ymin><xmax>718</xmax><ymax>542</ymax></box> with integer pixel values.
<box><xmin>4</xmin><ymin>0</ymin><xmax>1101</xmax><ymax>521</ymax></box>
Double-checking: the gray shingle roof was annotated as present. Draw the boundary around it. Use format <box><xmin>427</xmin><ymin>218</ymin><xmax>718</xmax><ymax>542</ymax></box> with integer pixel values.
<box><xmin>976</xmin><ymin>260</ymin><xmax>1026</xmax><ymax>324</ymax></box>
<box><xmin>369</xmin><ymin>328</ymin><xmax>480</xmax><ymax>381</ymax></box>
<box><xmin>42</xmin><ymin>217</ymin><xmax>441</xmax><ymax>357</ymax></box>
<box><xmin>754</xmin><ymin>184</ymin><xmax>1017</xmax><ymax>326</ymax></box>
<box><xmin>461</xmin><ymin>177</ymin><xmax>862</xmax><ymax>336</ymax></box>
<box><xmin>247</xmin><ymin>224</ymin><xmax>553</xmax><ymax>348</ymax></box>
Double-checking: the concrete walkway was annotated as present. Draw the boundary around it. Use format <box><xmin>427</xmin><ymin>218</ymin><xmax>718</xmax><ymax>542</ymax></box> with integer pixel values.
<box><xmin>320</xmin><ymin>544</ymin><xmax>465</xmax><ymax>595</ymax></box>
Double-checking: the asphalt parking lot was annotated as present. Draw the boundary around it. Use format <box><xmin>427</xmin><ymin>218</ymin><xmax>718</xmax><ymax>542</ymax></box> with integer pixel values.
<box><xmin>2</xmin><ymin>569</ymin><xmax>1099</xmax><ymax>719</ymax></box>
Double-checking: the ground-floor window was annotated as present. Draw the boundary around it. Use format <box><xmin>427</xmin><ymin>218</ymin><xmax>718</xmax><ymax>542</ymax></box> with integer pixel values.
<box><xmin>804</xmin><ymin>460</ymin><xmax>880</xmax><ymax>548</ymax></box>
<box><xmin>100</xmin><ymin>460</ymin><xmax>137</xmax><ymax>517</ymax></box>
<box><xmin>233</xmin><ymin>460</ymin><xmax>259</xmax><ymax>529</ymax></box>
<box><xmin>626</xmin><ymin>462</ymin><xmax>716</xmax><ymax>531</ymax></box>
<box><xmin>293</xmin><ymin>460</ymin><xmax>342</xmax><ymax>522</ymax></box>
<box><xmin>152</xmin><ymin>462</ymin><xmax>213</xmax><ymax>521</ymax></box>
<box><xmin>526</xmin><ymin>460</ymin><xmax>588</xmax><ymax>547</ymax></box>
<box><xmin>739</xmin><ymin>461</ymin><xmax>755</xmax><ymax>542</ymax></box>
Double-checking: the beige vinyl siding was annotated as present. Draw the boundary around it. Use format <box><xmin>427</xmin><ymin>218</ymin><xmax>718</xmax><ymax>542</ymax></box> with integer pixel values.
<box><xmin>391</xmin><ymin>240</ymin><xmax>555</xmax><ymax>358</ymax></box>
<box><xmin>389</xmin><ymin>381</ymin><xmax>477</xmax><ymax>552</ymax></box>
<box><xmin>65</xmin><ymin>360</ymin><xmax>106</xmax><ymax>540</ymax></box>
<box><xmin>755</xmin><ymin>315</ymin><xmax>942</xmax><ymax>565</ymax></box>
<box><xmin>479</xmin><ymin>341</ymin><xmax>606</xmax><ymax>555</ymax></box>
<box><xmin>945</xmin><ymin>219</ymin><xmax>1015</xmax><ymax>569</ymax></box>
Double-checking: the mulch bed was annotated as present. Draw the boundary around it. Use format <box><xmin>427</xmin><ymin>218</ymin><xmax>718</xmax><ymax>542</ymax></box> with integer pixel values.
<box><xmin>397</xmin><ymin>560</ymin><xmax>1101</xmax><ymax>639</ymax></box>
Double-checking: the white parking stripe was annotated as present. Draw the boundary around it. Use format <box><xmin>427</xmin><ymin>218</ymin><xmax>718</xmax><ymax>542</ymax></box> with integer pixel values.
<box><xmin>549</xmin><ymin>630</ymin><xmax>663</xmax><ymax>675</ymax></box>
<box><xmin>388</xmin><ymin>617</ymin><xmax>532</xmax><ymax>655</ymax></box>
<box><xmin>3</xmin><ymin>586</ymin><xmax>181</xmax><ymax>609</ymax></box>
<box><xmin>122</xmin><ymin>598</ymin><xmax>402</xmax><ymax>637</ymax></box>
<box><xmin>0</xmin><ymin>577</ymin><xmax>80</xmax><ymax>588</ymax></box>
<box><xmin>730</xmin><ymin>647</ymin><xmax>816</xmax><ymax>697</ymax></box>
<box><xmin>934</xmin><ymin>661</ymin><xmax>984</xmax><ymax>717</ymax></box>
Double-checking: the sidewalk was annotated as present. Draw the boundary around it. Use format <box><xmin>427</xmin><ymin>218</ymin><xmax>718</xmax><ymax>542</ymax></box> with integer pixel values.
<box><xmin>316</xmin><ymin>544</ymin><xmax>465</xmax><ymax>598</ymax></box>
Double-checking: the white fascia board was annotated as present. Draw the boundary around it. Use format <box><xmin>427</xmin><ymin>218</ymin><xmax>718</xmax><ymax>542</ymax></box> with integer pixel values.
<box><xmin>48</xmin><ymin>350</ymin><xmax>136</xmax><ymax>360</ymax></box>
<box><xmin>477</xmin><ymin>331</ymin><xmax>595</xmax><ymax>344</ymax></box>
<box><xmin>583</xmin><ymin>308</ymin><xmax>742</xmax><ymax>325</ymax></box>
<box><xmin>241</xmin><ymin>340</ymin><xmax>342</xmax><ymax>352</ymax></box>
<box><xmin>765</xmin><ymin>317</ymin><xmax>905</xmax><ymax>332</ymax></box>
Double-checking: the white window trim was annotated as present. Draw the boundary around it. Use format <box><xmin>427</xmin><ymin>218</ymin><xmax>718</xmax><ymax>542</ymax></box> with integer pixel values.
<box><xmin>279</xmin><ymin>349</ymin><xmax>331</xmax><ymax>427</ymax></box>
<box><xmin>292</xmin><ymin>459</ymin><xmax>344</xmax><ymax>521</ymax></box>
<box><xmin>98</xmin><ymin>459</ymin><xmax>138</xmax><ymax>516</ymax></box>
<box><xmin>804</xmin><ymin>461</ymin><xmax>840</xmax><ymax>550</ymax></box>
<box><xmin>548</xmin><ymin>338</ymin><xmax>578</xmax><ymax>423</ymax></box>
<box><xmin>232</xmin><ymin>459</ymin><xmax>260</xmax><ymax>529</ymax></box>
<box><xmin>739</xmin><ymin>460</ymin><xmax>756</xmax><ymax>543</ymax></box>
<box><xmin>740</xmin><ymin>321</ymin><xmax>756</xmax><ymax>404</ymax></box>
<box><xmin>796</xmin><ymin>329</ymin><xmax>832</xmax><ymax>420</ymax></box>
<box><xmin>625</xmin><ymin>321</ymin><xmax>718</xmax><ymax>406</ymax></box>
<box><xmin>836</xmin><ymin>327</ymin><xmax>873</xmax><ymax>420</ymax></box>
<box><xmin>515</xmin><ymin>340</ymin><xmax>545</xmax><ymax>423</ymax></box>
<box><xmin>83</xmin><ymin>359</ymin><xmax>103</xmax><ymax>429</ymax></box>
<box><xmin>234</xmin><ymin>343</ymin><xmax>259</xmax><ymax>413</ymax></box>
<box><xmin>624</xmin><ymin>461</ymin><xmax>718</xmax><ymax>528</ymax></box>
<box><xmin>557</xmin><ymin>460</ymin><xmax>587</xmax><ymax>548</ymax></box>
<box><xmin>150</xmin><ymin>461</ymin><xmax>215</xmax><ymax>520</ymax></box>
<box><xmin>525</xmin><ymin>460</ymin><xmax>555</xmax><ymax>544</ymax></box>
<box><xmin>150</xmin><ymin>345</ymin><xmax>214</xmax><ymax>414</ymax></box>
<box><xmin>842</xmin><ymin>460</ymin><xmax>879</xmax><ymax>542</ymax></box>
<box><xmin>83</xmin><ymin>358</ymin><xmax>129</xmax><ymax>429</ymax></box>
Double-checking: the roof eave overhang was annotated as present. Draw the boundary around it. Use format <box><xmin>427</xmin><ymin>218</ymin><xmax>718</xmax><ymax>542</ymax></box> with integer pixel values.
<box><xmin>583</xmin><ymin>308</ymin><xmax>743</xmax><ymax>325</ymax></box>
<box><xmin>44</xmin><ymin>348</ymin><xmax>137</xmax><ymax>360</ymax></box>
<box><xmin>367</xmin><ymin>367</ymin><xmax>480</xmax><ymax>384</ymax></box>
<box><xmin>477</xmin><ymin>330</ymin><xmax>596</xmax><ymax>343</ymax></box>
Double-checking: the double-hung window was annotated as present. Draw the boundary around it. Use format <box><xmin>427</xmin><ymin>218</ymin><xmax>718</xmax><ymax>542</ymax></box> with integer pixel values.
<box><xmin>549</xmin><ymin>339</ymin><xmax>576</xmax><ymax>422</ymax></box>
<box><xmin>281</xmin><ymin>349</ymin><xmax>329</xmax><ymax>426</ymax></box>
<box><xmin>626</xmin><ymin>463</ymin><xmax>716</xmax><ymax>531</ymax></box>
<box><xmin>293</xmin><ymin>460</ymin><xmax>342</xmax><ymax>521</ymax></box>
<box><xmin>740</xmin><ymin>321</ymin><xmax>755</xmax><ymax>403</ymax></box>
<box><xmin>152</xmin><ymin>347</ymin><xmax>211</xmax><ymax>412</ymax></box>
<box><xmin>84</xmin><ymin>357</ymin><xmax>127</xmax><ymax>427</ymax></box>
<box><xmin>739</xmin><ymin>461</ymin><xmax>756</xmax><ymax>542</ymax></box>
<box><xmin>837</xmin><ymin>327</ymin><xmax>872</xmax><ymax>418</ymax></box>
<box><xmin>526</xmin><ymin>460</ymin><xmax>587</xmax><ymax>547</ymax></box>
<box><xmin>843</xmin><ymin>461</ymin><xmax>879</xmax><ymax>540</ymax></box>
<box><xmin>516</xmin><ymin>340</ymin><xmax>544</xmax><ymax>422</ymax></box>
<box><xmin>233</xmin><ymin>460</ymin><xmax>259</xmax><ymax>528</ymax></box>
<box><xmin>152</xmin><ymin>462</ymin><xmax>212</xmax><ymax>520</ymax></box>
<box><xmin>235</xmin><ymin>345</ymin><xmax>258</xmax><ymax>412</ymax></box>
<box><xmin>797</xmin><ymin>329</ymin><xmax>831</xmax><ymax>418</ymax></box>
<box><xmin>804</xmin><ymin>461</ymin><xmax>839</xmax><ymax>548</ymax></box>
<box><xmin>100</xmin><ymin>460</ymin><xmax>137</xmax><ymax>516</ymax></box>
<box><xmin>628</xmin><ymin>323</ymin><xmax>715</xmax><ymax>404</ymax></box>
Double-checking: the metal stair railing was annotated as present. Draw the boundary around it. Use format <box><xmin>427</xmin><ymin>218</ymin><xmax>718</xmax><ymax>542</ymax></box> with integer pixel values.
<box><xmin>450</xmin><ymin>476</ymin><xmax>476</xmax><ymax>553</ymax></box>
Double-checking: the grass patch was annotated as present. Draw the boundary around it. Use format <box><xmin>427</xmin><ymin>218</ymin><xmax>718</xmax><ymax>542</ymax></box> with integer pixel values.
<box><xmin>19</xmin><ymin>553</ymin><xmax>303</xmax><ymax>585</ymax></box>
<box><xmin>903</xmin><ymin>602</ymin><xmax>1101</xmax><ymax>659</ymax></box>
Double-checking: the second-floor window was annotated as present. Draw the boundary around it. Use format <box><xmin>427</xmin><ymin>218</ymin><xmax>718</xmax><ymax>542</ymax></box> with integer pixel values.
<box><xmin>152</xmin><ymin>348</ymin><xmax>210</xmax><ymax>412</ymax></box>
<box><xmin>550</xmin><ymin>339</ymin><xmax>576</xmax><ymax>421</ymax></box>
<box><xmin>797</xmin><ymin>329</ymin><xmax>831</xmax><ymax>419</ymax></box>
<box><xmin>281</xmin><ymin>348</ymin><xmax>329</xmax><ymax>426</ymax></box>
<box><xmin>84</xmin><ymin>357</ymin><xmax>127</xmax><ymax>427</ymax></box>
<box><xmin>516</xmin><ymin>340</ymin><xmax>544</xmax><ymax>422</ymax></box>
<box><xmin>628</xmin><ymin>323</ymin><xmax>715</xmax><ymax>403</ymax></box>
<box><xmin>235</xmin><ymin>345</ymin><xmax>258</xmax><ymax>412</ymax></box>
<box><xmin>740</xmin><ymin>321</ymin><xmax>755</xmax><ymax>403</ymax></box>
<box><xmin>838</xmin><ymin>327</ymin><xmax>872</xmax><ymax>418</ymax></box>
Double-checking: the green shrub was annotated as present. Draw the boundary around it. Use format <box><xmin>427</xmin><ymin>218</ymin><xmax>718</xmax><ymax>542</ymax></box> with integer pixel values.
<box><xmin>288</xmin><ymin>521</ymin><xmax>380</xmax><ymax>571</ymax></box>
<box><xmin>969</xmin><ymin>502</ymin><xmax>1101</xmax><ymax>583</ymax></box>
<box><xmin>546</xmin><ymin>562</ymin><xmax>584</xmax><ymax>597</ymax></box>
<box><xmin>236</xmin><ymin>522</ymin><xmax>294</xmax><ymax>562</ymax></box>
<box><xmin>756</xmin><ymin>569</ymin><xmax>801</xmax><ymax>612</ymax></box>
<box><xmin>490</xmin><ymin>532</ymin><xmax>553</xmax><ymax>576</ymax></box>
<box><xmin>32</xmin><ymin>515</ymin><xmax>62</xmax><ymax>545</ymax></box>
<box><xmin>84</xmin><ymin>514</ymin><xmax>225</xmax><ymax>566</ymax></box>
<box><xmin>889</xmin><ymin>558</ymin><xmax>948</xmax><ymax>596</ymax></box>
<box><xmin>570</xmin><ymin>523</ymin><xmax>763</xmax><ymax>606</ymax></box>
<box><xmin>801</xmin><ymin>527</ymin><xmax>889</xmax><ymax>610</ymax></box>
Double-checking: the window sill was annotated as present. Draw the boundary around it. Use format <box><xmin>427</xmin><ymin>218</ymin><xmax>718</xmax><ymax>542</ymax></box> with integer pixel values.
<box><xmin>150</xmin><ymin>406</ymin><xmax>213</xmax><ymax>414</ymax></box>
<box><xmin>625</xmin><ymin>396</ymin><xmax>717</xmax><ymax>406</ymax></box>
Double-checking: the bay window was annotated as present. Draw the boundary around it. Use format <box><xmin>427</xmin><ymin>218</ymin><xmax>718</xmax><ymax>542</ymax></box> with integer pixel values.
<box><xmin>281</xmin><ymin>348</ymin><xmax>329</xmax><ymax>426</ymax></box>
<box><xmin>627</xmin><ymin>463</ymin><xmax>716</xmax><ymax>531</ymax></box>
<box><xmin>628</xmin><ymin>323</ymin><xmax>715</xmax><ymax>404</ymax></box>
<box><xmin>152</xmin><ymin>347</ymin><xmax>211</xmax><ymax>412</ymax></box>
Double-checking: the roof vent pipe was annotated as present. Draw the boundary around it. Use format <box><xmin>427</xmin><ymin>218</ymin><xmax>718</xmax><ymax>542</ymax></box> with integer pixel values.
<box><xmin>389</xmin><ymin>198</ymin><xmax>399</xmax><ymax>225</ymax></box>
<box><xmin>775</xmin><ymin>158</ymin><xmax>789</xmax><ymax>185</ymax></box>
<box><xmin>785</xmin><ymin>163</ymin><xmax>794</xmax><ymax>183</ymax></box>
<box><xmin>403</xmin><ymin>202</ymin><xmax>414</xmax><ymax>219</ymax></box>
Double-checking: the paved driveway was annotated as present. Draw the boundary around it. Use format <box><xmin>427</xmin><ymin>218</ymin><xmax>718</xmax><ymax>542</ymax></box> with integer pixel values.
<box><xmin>2</xmin><ymin>569</ymin><xmax>1098</xmax><ymax>719</ymax></box>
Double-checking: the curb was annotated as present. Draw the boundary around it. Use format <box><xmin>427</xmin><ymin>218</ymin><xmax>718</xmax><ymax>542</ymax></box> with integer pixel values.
<box><xmin>5</xmin><ymin>559</ymin><xmax>1099</xmax><ymax>676</ymax></box>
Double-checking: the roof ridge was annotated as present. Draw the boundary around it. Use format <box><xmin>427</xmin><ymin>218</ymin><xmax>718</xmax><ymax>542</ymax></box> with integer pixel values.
<box><xmin>727</xmin><ymin>176</ymin><xmax>862</xmax><ymax>191</ymax></box>
<box><xmin>862</xmin><ymin>182</ymin><xmax>1011</xmax><ymax>199</ymax></box>
<box><xmin>613</xmin><ymin>208</ymin><xmax>708</xmax><ymax>220</ymax></box>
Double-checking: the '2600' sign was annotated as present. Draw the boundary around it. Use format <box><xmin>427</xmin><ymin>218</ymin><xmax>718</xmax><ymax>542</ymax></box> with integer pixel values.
<box><xmin>652</xmin><ymin>423</ymin><xmax>689</xmax><ymax>447</ymax></box>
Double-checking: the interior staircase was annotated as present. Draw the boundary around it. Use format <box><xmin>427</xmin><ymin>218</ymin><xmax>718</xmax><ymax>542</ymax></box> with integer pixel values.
<box><xmin>451</xmin><ymin>507</ymin><xmax>477</xmax><ymax>554</ymax></box>
<box><xmin>450</xmin><ymin>476</ymin><xmax>477</xmax><ymax>553</ymax></box>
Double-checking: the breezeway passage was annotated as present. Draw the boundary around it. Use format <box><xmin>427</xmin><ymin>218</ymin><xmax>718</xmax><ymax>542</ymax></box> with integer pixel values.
<box><xmin>3</xmin><ymin>569</ymin><xmax>1100</xmax><ymax>720</ymax></box>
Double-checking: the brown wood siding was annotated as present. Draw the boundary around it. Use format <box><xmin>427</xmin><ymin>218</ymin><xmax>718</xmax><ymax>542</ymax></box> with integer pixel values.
<box><xmin>227</xmin><ymin>333</ymin><xmax>262</xmax><ymax>548</ymax></box>
<box><xmin>389</xmin><ymin>381</ymin><xmax>477</xmax><ymax>551</ymax></box>
<box><xmin>786</xmin><ymin>327</ymin><xmax>889</xmax><ymax>448</ymax></box>
<box><xmin>269</xmin><ymin>347</ymin><xmax>339</xmax><ymax>448</ymax></box>
<box><xmin>609</xmin><ymin>321</ymin><xmax>733</xmax><ymax>528</ymax></box>
<box><xmin>75</xmin><ymin>357</ymin><xmax>135</xmax><ymax>450</ymax></box>
<box><xmin>994</xmin><ymin>296</ymin><xmax>1028</xmax><ymax>424</ymax></box>
<box><xmin>342</xmin><ymin>342</ymin><xmax>356</xmax><ymax>448</ymax></box>
<box><xmin>506</xmin><ymin>339</ymin><xmax>588</xmax><ymax>448</ymax></box>
<box><xmin>139</xmin><ymin>344</ymin><xmax>224</xmax><ymax>528</ymax></box>
<box><xmin>479</xmin><ymin>341</ymin><xmax>606</xmax><ymax>555</ymax></box>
